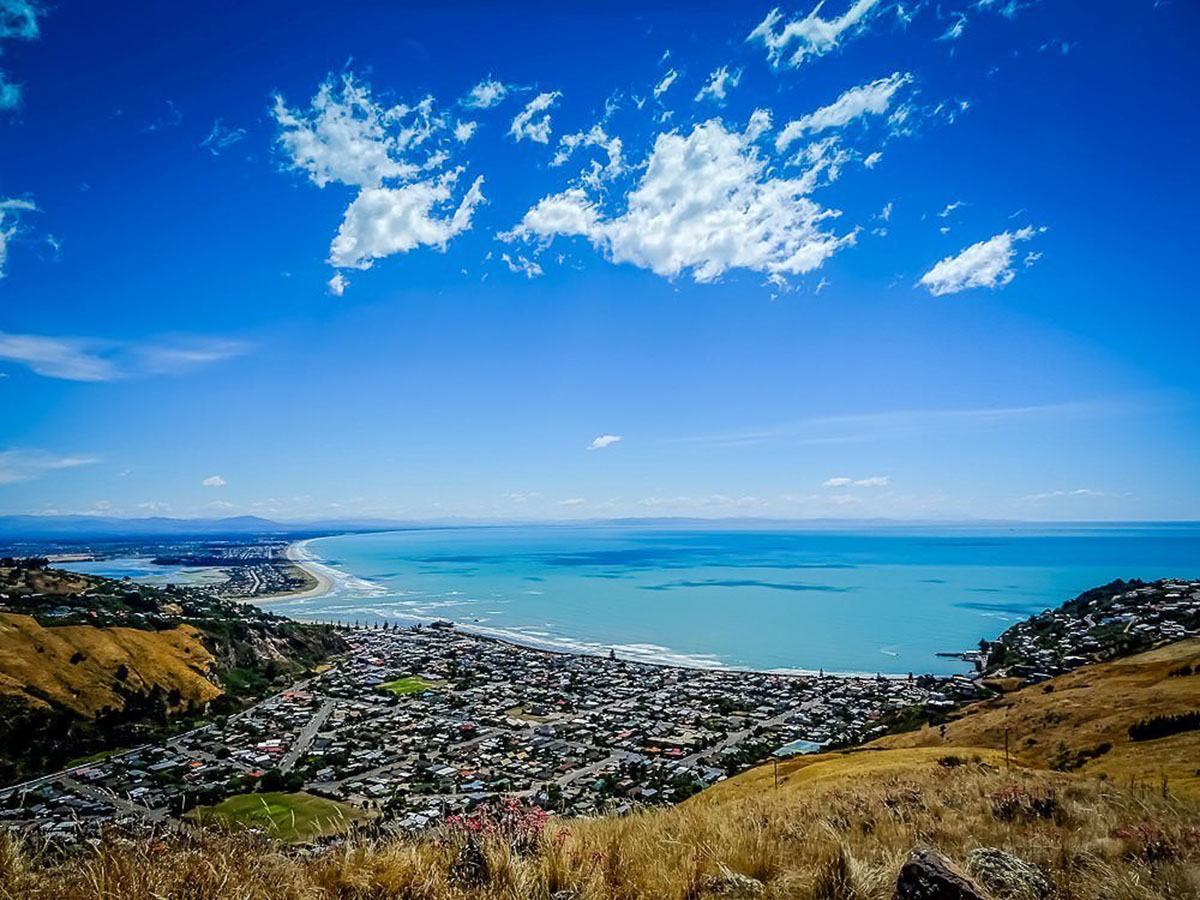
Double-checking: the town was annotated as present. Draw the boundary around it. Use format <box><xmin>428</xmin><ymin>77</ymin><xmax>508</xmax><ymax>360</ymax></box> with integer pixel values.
<box><xmin>0</xmin><ymin>622</ymin><xmax>960</xmax><ymax>845</ymax></box>
<box><xmin>979</xmin><ymin>578</ymin><xmax>1200</xmax><ymax>681</ymax></box>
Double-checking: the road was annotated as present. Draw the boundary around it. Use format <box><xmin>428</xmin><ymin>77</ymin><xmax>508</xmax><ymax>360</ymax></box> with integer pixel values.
<box><xmin>280</xmin><ymin>699</ymin><xmax>336</xmax><ymax>773</ymax></box>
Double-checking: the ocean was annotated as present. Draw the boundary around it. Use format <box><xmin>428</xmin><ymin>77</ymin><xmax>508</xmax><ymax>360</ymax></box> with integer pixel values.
<box><xmin>258</xmin><ymin>523</ymin><xmax>1200</xmax><ymax>675</ymax></box>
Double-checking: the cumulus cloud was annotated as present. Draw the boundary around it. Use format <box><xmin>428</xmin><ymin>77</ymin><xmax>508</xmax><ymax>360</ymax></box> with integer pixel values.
<box><xmin>776</xmin><ymin>72</ymin><xmax>912</xmax><ymax>151</ymax></box>
<box><xmin>695</xmin><ymin>66</ymin><xmax>742</xmax><ymax>103</ymax></box>
<box><xmin>272</xmin><ymin>75</ymin><xmax>440</xmax><ymax>188</ymax></box>
<box><xmin>202</xmin><ymin>475</ymin><xmax>226</xmax><ymax>487</ymax></box>
<box><xmin>453</xmin><ymin>119</ymin><xmax>477</xmax><ymax>143</ymax></box>
<box><xmin>462</xmin><ymin>78</ymin><xmax>509</xmax><ymax>109</ymax></box>
<box><xmin>749</xmin><ymin>0</ymin><xmax>881</xmax><ymax>69</ymax></box>
<box><xmin>0</xmin><ymin>449</ymin><xmax>98</xmax><ymax>485</ymax></box>
<box><xmin>328</xmin><ymin>172</ymin><xmax>485</xmax><ymax>270</ymax></box>
<box><xmin>276</xmin><ymin>73</ymin><xmax>488</xmax><ymax>287</ymax></box>
<box><xmin>588</xmin><ymin>434</ymin><xmax>622</xmax><ymax>450</ymax></box>
<box><xmin>0</xmin><ymin>197</ymin><xmax>35</xmax><ymax>278</ymax></box>
<box><xmin>552</xmin><ymin>124</ymin><xmax>623</xmax><ymax>185</ymax></box>
<box><xmin>510</xmin><ymin>91</ymin><xmax>560</xmax><ymax>144</ymax></box>
<box><xmin>918</xmin><ymin>226</ymin><xmax>1038</xmax><ymax>296</ymax></box>
<box><xmin>0</xmin><ymin>330</ymin><xmax>247</xmax><ymax>381</ymax></box>
<box><xmin>504</xmin><ymin>119</ymin><xmax>856</xmax><ymax>285</ymax></box>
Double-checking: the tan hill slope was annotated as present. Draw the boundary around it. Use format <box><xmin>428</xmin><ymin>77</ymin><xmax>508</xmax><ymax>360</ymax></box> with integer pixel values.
<box><xmin>869</xmin><ymin>637</ymin><xmax>1200</xmax><ymax>798</ymax></box>
<box><xmin>0</xmin><ymin>612</ymin><xmax>220</xmax><ymax>717</ymax></box>
<box><xmin>3</xmin><ymin>748</ymin><xmax>1196</xmax><ymax>900</ymax></box>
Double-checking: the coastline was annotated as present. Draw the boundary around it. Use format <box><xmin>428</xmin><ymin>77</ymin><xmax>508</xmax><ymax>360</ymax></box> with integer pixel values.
<box><xmin>274</xmin><ymin>538</ymin><xmax>336</xmax><ymax>601</ymax></box>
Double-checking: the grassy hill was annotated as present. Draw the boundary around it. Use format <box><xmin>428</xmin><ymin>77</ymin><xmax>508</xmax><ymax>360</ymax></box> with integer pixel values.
<box><xmin>870</xmin><ymin>637</ymin><xmax>1200</xmax><ymax>799</ymax></box>
<box><xmin>0</xmin><ymin>612</ymin><xmax>220</xmax><ymax>716</ymax></box>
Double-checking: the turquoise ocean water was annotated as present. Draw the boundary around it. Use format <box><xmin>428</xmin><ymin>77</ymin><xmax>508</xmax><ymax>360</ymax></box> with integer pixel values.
<box><xmin>255</xmin><ymin>523</ymin><xmax>1200</xmax><ymax>675</ymax></box>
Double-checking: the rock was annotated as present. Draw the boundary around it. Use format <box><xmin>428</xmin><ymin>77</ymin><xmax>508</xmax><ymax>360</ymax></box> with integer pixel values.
<box><xmin>704</xmin><ymin>864</ymin><xmax>766</xmax><ymax>896</ymax></box>
<box><xmin>893</xmin><ymin>847</ymin><xmax>992</xmax><ymax>900</ymax></box>
<box><xmin>966</xmin><ymin>848</ymin><xmax>1050</xmax><ymax>900</ymax></box>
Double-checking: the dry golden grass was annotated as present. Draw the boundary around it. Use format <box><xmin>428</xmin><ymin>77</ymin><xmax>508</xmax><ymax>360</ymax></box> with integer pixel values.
<box><xmin>2</xmin><ymin>762</ymin><xmax>1198</xmax><ymax>899</ymax></box>
<box><xmin>0</xmin><ymin>613</ymin><xmax>220</xmax><ymax>715</ymax></box>
<box><xmin>872</xmin><ymin>638</ymin><xmax>1200</xmax><ymax>800</ymax></box>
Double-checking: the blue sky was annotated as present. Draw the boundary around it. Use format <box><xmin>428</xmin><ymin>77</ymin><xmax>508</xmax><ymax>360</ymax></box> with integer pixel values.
<box><xmin>0</xmin><ymin>0</ymin><xmax>1197</xmax><ymax>522</ymax></box>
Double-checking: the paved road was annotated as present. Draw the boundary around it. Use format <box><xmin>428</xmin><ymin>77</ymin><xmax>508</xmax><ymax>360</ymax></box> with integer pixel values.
<box><xmin>280</xmin><ymin>699</ymin><xmax>336</xmax><ymax>773</ymax></box>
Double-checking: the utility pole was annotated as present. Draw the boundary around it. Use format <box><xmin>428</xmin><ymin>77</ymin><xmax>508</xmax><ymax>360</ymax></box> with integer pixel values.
<box><xmin>1004</xmin><ymin>728</ymin><xmax>1010</xmax><ymax>772</ymax></box>
<box><xmin>773</xmin><ymin>757</ymin><xmax>779</xmax><ymax>789</ymax></box>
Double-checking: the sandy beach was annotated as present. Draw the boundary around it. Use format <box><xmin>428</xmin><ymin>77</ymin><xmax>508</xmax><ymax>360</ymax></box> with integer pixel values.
<box><xmin>278</xmin><ymin>539</ymin><xmax>336</xmax><ymax>601</ymax></box>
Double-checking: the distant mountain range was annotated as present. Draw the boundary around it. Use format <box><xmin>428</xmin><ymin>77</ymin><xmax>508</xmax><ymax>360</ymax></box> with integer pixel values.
<box><xmin>0</xmin><ymin>514</ymin><xmax>1179</xmax><ymax>541</ymax></box>
<box><xmin>0</xmin><ymin>514</ymin><xmax>407</xmax><ymax>539</ymax></box>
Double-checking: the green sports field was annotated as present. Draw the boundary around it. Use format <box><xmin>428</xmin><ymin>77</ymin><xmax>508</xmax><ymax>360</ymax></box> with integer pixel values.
<box><xmin>186</xmin><ymin>791</ymin><xmax>368</xmax><ymax>842</ymax></box>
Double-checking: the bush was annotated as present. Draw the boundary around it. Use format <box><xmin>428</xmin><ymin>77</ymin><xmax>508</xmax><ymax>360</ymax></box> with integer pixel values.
<box><xmin>1128</xmin><ymin>711</ymin><xmax>1200</xmax><ymax>742</ymax></box>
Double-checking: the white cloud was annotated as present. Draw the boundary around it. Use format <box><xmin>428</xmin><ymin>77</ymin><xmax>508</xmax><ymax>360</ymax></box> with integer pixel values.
<box><xmin>558</xmin><ymin>497</ymin><xmax>587</xmax><ymax>506</ymax></box>
<box><xmin>823</xmin><ymin>475</ymin><xmax>889</xmax><ymax>487</ymax></box>
<box><xmin>918</xmin><ymin>226</ymin><xmax>1038</xmax><ymax>296</ymax></box>
<box><xmin>505</xmin><ymin>119</ymin><xmax>855</xmax><ymax>285</ymax></box>
<box><xmin>0</xmin><ymin>0</ymin><xmax>43</xmax><ymax>111</ymax></box>
<box><xmin>501</xmin><ymin>253</ymin><xmax>542</xmax><ymax>279</ymax></box>
<box><xmin>272</xmin><ymin>74</ymin><xmax>440</xmax><ymax>188</ymax></box>
<box><xmin>202</xmin><ymin>475</ymin><xmax>227</xmax><ymax>487</ymax></box>
<box><xmin>653</xmin><ymin>70</ymin><xmax>678</xmax><ymax>98</ymax></box>
<box><xmin>939</xmin><ymin>200</ymin><xmax>964</xmax><ymax>217</ymax></box>
<box><xmin>1020</xmin><ymin>487</ymin><xmax>1105</xmax><ymax>503</ymax></box>
<box><xmin>863</xmin><ymin>151</ymin><xmax>883</xmax><ymax>168</ymax></box>
<box><xmin>749</xmin><ymin>0</ymin><xmax>881</xmax><ymax>69</ymax></box>
<box><xmin>201</xmin><ymin>119</ymin><xmax>246</xmax><ymax>155</ymax></box>
<box><xmin>510</xmin><ymin>91</ymin><xmax>560</xmax><ymax>144</ymax></box>
<box><xmin>0</xmin><ymin>449</ymin><xmax>97</xmax><ymax>485</ymax></box>
<box><xmin>328</xmin><ymin>172</ymin><xmax>485</xmax><ymax>270</ymax></box>
<box><xmin>0</xmin><ymin>330</ymin><xmax>247</xmax><ymax>381</ymax></box>
<box><xmin>939</xmin><ymin>15</ymin><xmax>967</xmax><ymax>41</ymax></box>
<box><xmin>453</xmin><ymin>119</ymin><xmax>477</xmax><ymax>143</ymax></box>
<box><xmin>0</xmin><ymin>197</ymin><xmax>35</xmax><ymax>278</ymax></box>
<box><xmin>552</xmin><ymin>124</ymin><xmax>623</xmax><ymax>184</ymax></box>
<box><xmin>328</xmin><ymin>272</ymin><xmax>348</xmax><ymax>296</ymax></box>
<box><xmin>695</xmin><ymin>66</ymin><xmax>742</xmax><ymax>103</ymax></box>
<box><xmin>462</xmin><ymin>78</ymin><xmax>509</xmax><ymax>109</ymax></box>
<box><xmin>776</xmin><ymin>72</ymin><xmax>912</xmax><ymax>151</ymax></box>
<box><xmin>588</xmin><ymin>434</ymin><xmax>622</xmax><ymax>450</ymax></box>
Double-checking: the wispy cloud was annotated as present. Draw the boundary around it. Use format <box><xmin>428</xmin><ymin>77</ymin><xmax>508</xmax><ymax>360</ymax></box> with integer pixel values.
<box><xmin>202</xmin><ymin>475</ymin><xmax>226</xmax><ymax>487</ymax></box>
<box><xmin>0</xmin><ymin>449</ymin><xmax>98</xmax><ymax>485</ymax></box>
<box><xmin>0</xmin><ymin>330</ymin><xmax>249</xmax><ymax>382</ymax></box>
<box><xmin>672</xmin><ymin>400</ymin><xmax>1125</xmax><ymax>448</ymax></box>
<box><xmin>823</xmin><ymin>475</ymin><xmax>889</xmax><ymax>487</ymax></box>
<box><xmin>588</xmin><ymin>434</ymin><xmax>622</xmax><ymax>450</ymax></box>
<box><xmin>748</xmin><ymin>0</ymin><xmax>882</xmax><ymax>69</ymax></box>
<box><xmin>1019</xmin><ymin>488</ymin><xmax>1106</xmax><ymax>503</ymax></box>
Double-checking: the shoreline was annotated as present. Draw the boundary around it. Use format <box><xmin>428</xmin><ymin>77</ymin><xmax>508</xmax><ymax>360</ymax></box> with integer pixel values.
<box><xmin>274</xmin><ymin>539</ymin><xmax>336</xmax><ymax>601</ymax></box>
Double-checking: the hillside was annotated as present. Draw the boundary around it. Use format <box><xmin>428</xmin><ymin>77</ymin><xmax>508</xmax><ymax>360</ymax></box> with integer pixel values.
<box><xmin>871</xmin><ymin>637</ymin><xmax>1200</xmax><ymax>798</ymax></box>
<box><xmin>0</xmin><ymin>613</ymin><xmax>220</xmax><ymax>716</ymax></box>
<box><xmin>1</xmin><ymin>745</ymin><xmax>1195</xmax><ymax>899</ymax></box>
<box><xmin>0</xmin><ymin>561</ymin><xmax>346</xmax><ymax>784</ymax></box>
